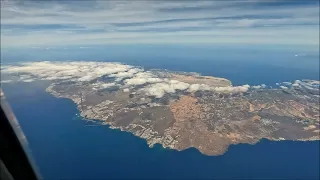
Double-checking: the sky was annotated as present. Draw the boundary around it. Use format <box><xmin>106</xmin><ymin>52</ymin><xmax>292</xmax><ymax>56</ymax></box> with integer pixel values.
<box><xmin>1</xmin><ymin>0</ymin><xmax>319</xmax><ymax>48</ymax></box>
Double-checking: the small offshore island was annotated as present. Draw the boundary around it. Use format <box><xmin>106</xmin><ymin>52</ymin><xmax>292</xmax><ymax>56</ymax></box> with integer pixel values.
<box><xmin>2</xmin><ymin>61</ymin><xmax>320</xmax><ymax>156</ymax></box>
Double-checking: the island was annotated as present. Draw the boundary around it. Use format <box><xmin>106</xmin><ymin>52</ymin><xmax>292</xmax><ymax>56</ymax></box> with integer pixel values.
<box><xmin>2</xmin><ymin>61</ymin><xmax>319</xmax><ymax>155</ymax></box>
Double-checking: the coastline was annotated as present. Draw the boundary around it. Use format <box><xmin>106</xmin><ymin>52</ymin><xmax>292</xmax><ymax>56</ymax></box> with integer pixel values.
<box><xmin>1</xmin><ymin>61</ymin><xmax>318</xmax><ymax>156</ymax></box>
<box><xmin>2</xmin><ymin>80</ymin><xmax>319</xmax><ymax>179</ymax></box>
<box><xmin>46</xmin><ymin>80</ymin><xmax>320</xmax><ymax>156</ymax></box>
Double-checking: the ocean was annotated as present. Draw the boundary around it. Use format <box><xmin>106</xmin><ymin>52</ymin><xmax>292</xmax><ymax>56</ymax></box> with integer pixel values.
<box><xmin>2</xmin><ymin>81</ymin><xmax>320</xmax><ymax>180</ymax></box>
<box><xmin>2</xmin><ymin>45</ymin><xmax>319</xmax><ymax>86</ymax></box>
<box><xmin>1</xmin><ymin>46</ymin><xmax>320</xmax><ymax>179</ymax></box>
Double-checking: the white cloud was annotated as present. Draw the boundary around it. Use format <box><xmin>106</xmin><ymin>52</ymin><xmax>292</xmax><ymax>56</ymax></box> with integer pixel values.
<box><xmin>1</xmin><ymin>61</ymin><xmax>132</xmax><ymax>82</ymax></box>
<box><xmin>143</xmin><ymin>80</ymin><xmax>252</xmax><ymax>98</ymax></box>
<box><xmin>124</xmin><ymin>72</ymin><xmax>163</xmax><ymax>86</ymax></box>
<box><xmin>214</xmin><ymin>85</ymin><xmax>250</xmax><ymax>93</ymax></box>
<box><xmin>22</xmin><ymin>79</ymin><xmax>35</xmax><ymax>82</ymax></box>
<box><xmin>109</xmin><ymin>68</ymin><xmax>142</xmax><ymax>81</ymax></box>
<box><xmin>1</xmin><ymin>1</ymin><xmax>319</xmax><ymax>47</ymax></box>
<box><xmin>2</xmin><ymin>61</ymin><xmax>317</xmax><ymax>100</ymax></box>
<box><xmin>92</xmin><ymin>82</ymin><xmax>117</xmax><ymax>89</ymax></box>
<box><xmin>252</xmin><ymin>84</ymin><xmax>267</xmax><ymax>89</ymax></box>
<box><xmin>293</xmin><ymin>80</ymin><xmax>320</xmax><ymax>91</ymax></box>
<box><xmin>276</xmin><ymin>80</ymin><xmax>319</xmax><ymax>91</ymax></box>
<box><xmin>252</xmin><ymin>85</ymin><xmax>261</xmax><ymax>89</ymax></box>
<box><xmin>169</xmin><ymin>80</ymin><xmax>190</xmax><ymax>90</ymax></box>
<box><xmin>282</xmin><ymin>82</ymin><xmax>292</xmax><ymax>85</ymax></box>
<box><xmin>1</xmin><ymin>80</ymin><xmax>13</xmax><ymax>83</ymax></box>
<box><xmin>291</xmin><ymin>80</ymin><xmax>302</xmax><ymax>87</ymax></box>
<box><xmin>125</xmin><ymin>78</ymin><xmax>148</xmax><ymax>86</ymax></box>
<box><xmin>294</xmin><ymin>80</ymin><xmax>302</xmax><ymax>84</ymax></box>
<box><xmin>144</xmin><ymin>86</ymin><xmax>166</xmax><ymax>98</ymax></box>
<box><xmin>232</xmin><ymin>85</ymin><xmax>250</xmax><ymax>93</ymax></box>
<box><xmin>125</xmin><ymin>77</ymin><xmax>163</xmax><ymax>86</ymax></box>
<box><xmin>143</xmin><ymin>80</ymin><xmax>190</xmax><ymax>98</ymax></box>
<box><xmin>188</xmin><ymin>84</ymin><xmax>200</xmax><ymax>92</ymax></box>
<box><xmin>188</xmin><ymin>84</ymin><xmax>211</xmax><ymax>92</ymax></box>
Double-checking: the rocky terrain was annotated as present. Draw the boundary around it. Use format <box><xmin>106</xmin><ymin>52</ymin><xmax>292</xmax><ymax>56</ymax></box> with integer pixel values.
<box><xmin>2</xmin><ymin>61</ymin><xmax>320</xmax><ymax>155</ymax></box>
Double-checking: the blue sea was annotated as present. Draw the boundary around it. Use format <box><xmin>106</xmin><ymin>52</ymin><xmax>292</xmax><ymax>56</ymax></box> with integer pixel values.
<box><xmin>2</xmin><ymin>45</ymin><xmax>319</xmax><ymax>85</ymax></box>
<box><xmin>1</xmin><ymin>45</ymin><xmax>320</xmax><ymax>179</ymax></box>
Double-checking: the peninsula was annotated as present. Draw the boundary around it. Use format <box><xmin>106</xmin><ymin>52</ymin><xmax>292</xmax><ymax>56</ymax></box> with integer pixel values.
<box><xmin>2</xmin><ymin>61</ymin><xmax>319</xmax><ymax>155</ymax></box>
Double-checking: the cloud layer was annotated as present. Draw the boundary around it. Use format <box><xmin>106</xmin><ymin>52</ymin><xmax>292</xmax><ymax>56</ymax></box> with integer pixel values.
<box><xmin>276</xmin><ymin>79</ymin><xmax>320</xmax><ymax>92</ymax></box>
<box><xmin>1</xmin><ymin>61</ymin><xmax>257</xmax><ymax>98</ymax></box>
<box><xmin>1</xmin><ymin>61</ymin><xmax>132</xmax><ymax>82</ymax></box>
<box><xmin>2</xmin><ymin>61</ymin><xmax>319</xmax><ymax>98</ymax></box>
<box><xmin>1</xmin><ymin>0</ymin><xmax>319</xmax><ymax>47</ymax></box>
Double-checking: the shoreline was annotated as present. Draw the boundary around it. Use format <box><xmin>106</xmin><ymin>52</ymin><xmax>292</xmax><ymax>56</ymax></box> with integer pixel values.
<box><xmin>46</xmin><ymin>82</ymin><xmax>320</xmax><ymax>156</ymax></box>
